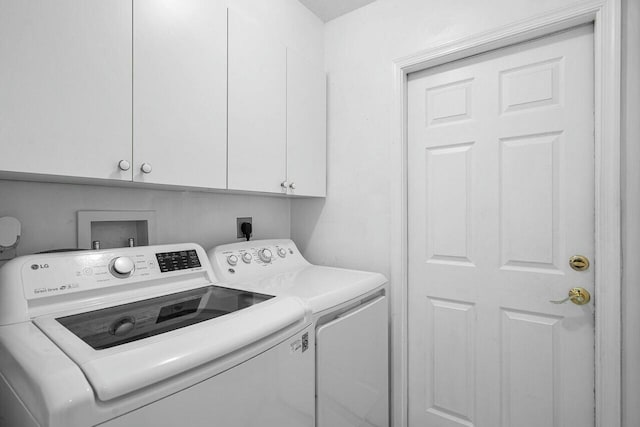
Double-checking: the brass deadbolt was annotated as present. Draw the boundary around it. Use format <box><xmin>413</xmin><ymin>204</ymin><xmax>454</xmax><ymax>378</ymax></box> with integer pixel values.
<box><xmin>569</xmin><ymin>255</ymin><xmax>590</xmax><ymax>271</ymax></box>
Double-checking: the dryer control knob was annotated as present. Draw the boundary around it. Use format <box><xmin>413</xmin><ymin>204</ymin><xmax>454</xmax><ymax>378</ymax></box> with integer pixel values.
<box><xmin>242</xmin><ymin>252</ymin><xmax>252</xmax><ymax>263</ymax></box>
<box><xmin>111</xmin><ymin>257</ymin><xmax>135</xmax><ymax>277</ymax></box>
<box><xmin>258</xmin><ymin>248</ymin><xmax>273</xmax><ymax>263</ymax></box>
<box><xmin>227</xmin><ymin>255</ymin><xmax>239</xmax><ymax>266</ymax></box>
<box><xmin>277</xmin><ymin>248</ymin><xmax>287</xmax><ymax>258</ymax></box>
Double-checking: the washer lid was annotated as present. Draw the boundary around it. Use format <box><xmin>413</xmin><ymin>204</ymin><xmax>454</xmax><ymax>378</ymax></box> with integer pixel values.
<box><xmin>34</xmin><ymin>292</ymin><xmax>308</xmax><ymax>401</ymax></box>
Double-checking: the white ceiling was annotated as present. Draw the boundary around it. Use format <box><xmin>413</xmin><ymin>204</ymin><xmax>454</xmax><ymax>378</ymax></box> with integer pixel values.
<box><xmin>298</xmin><ymin>0</ymin><xmax>377</xmax><ymax>22</ymax></box>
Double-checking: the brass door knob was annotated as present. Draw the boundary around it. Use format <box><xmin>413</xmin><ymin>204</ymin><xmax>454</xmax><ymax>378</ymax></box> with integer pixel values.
<box><xmin>550</xmin><ymin>287</ymin><xmax>591</xmax><ymax>305</ymax></box>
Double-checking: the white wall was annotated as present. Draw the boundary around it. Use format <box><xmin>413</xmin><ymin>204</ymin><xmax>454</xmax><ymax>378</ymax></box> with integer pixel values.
<box><xmin>229</xmin><ymin>0</ymin><xmax>324</xmax><ymax>65</ymax></box>
<box><xmin>291</xmin><ymin>0</ymin><xmax>639</xmax><ymax>426</ymax></box>
<box><xmin>0</xmin><ymin>179</ymin><xmax>290</xmax><ymax>257</ymax></box>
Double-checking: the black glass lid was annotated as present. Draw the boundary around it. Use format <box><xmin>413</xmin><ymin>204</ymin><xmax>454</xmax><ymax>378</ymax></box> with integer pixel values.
<box><xmin>56</xmin><ymin>285</ymin><xmax>274</xmax><ymax>350</ymax></box>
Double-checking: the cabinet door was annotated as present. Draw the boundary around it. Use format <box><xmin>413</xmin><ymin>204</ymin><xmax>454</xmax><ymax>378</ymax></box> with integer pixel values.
<box><xmin>133</xmin><ymin>0</ymin><xmax>227</xmax><ymax>188</ymax></box>
<box><xmin>0</xmin><ymin>0</ymin><xmax>132</xmax><ymax>181</ymax></box>
<box><xmin>286</xmin><ymin>50</ymin><xmax>327</xmax><ymax>197</ymax></box>
<box><xmin>227</xmin><ymin>10</ymin><xmax>287</xmax><ymax>194</ymax></box>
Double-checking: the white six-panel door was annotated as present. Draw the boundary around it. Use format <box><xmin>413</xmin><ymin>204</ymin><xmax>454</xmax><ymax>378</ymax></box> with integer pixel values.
<box><xmin>408</xmin><ymin>25</ymin><xmax>594</xmax><ymax>427</ymax></box>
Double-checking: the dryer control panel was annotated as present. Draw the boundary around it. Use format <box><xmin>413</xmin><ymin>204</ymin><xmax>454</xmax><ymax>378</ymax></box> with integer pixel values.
<box><xmin>208</xmin><ymin>239</ymin><xmax>310</xmax><ymax>282</ymax></box>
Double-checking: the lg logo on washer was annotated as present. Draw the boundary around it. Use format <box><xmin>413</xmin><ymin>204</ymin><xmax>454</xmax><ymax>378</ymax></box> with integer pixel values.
<box><xmin>30</xmin><ymin>264</ymin><xmax>49</xmax><ymax>270</ymax></box>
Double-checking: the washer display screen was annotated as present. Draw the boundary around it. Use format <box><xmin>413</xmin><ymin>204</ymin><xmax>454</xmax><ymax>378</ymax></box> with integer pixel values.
<box><xmin>155</xmin><ymin>250</ymin><xmax>202</xmax><ymax>272</ymax></box>
<box><xmin>56</xmin><ymin>285</ymin><xmax>274</xmax><ymax>350</ymax></box>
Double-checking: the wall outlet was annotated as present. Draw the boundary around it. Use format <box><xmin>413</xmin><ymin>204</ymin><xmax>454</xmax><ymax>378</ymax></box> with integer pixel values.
<box><xmin>236</xmin><ymin>217</ymin><xmax>252</xmax><ymax>239</ymax></box>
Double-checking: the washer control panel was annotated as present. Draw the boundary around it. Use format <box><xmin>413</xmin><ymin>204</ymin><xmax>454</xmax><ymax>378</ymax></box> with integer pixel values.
<box><xmin>18</xmin><ymin>244</ymin><xmax>207</xmax><ymax>301</ymax></box>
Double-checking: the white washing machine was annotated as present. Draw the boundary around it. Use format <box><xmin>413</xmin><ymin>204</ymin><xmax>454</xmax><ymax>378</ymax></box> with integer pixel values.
<box><xmin>208</xmin><ymin>239</ymin><xmax>389</xmax><ymax>427</ymax></box>
<box><xmin>0</xmin><ymin>243</ymin><xmax>314</xmax><ymax>427</ymax></box>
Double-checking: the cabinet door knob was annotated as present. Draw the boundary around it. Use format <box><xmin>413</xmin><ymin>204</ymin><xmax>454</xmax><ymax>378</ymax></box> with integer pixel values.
<box><xmin>141</xmin><ymin>163</ymin><xmax>153</xmax><ymax>174</ymax></box>
<box><xmin>281</xmin><ymin>181</ymin><xmax>289</xmax><ymax>189</ymax></box>
<box><xmin>289</xmin><ymin>182</ymin><xmax>296</xmax><ymax>190</ymax></box>
<box><xmin>118</xmin><ymin>160</ymin><xmax>131</xmax><ymax>171</ymax></box>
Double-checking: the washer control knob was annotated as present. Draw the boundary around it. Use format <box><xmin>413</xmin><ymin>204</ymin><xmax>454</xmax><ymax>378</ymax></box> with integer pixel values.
<box><xmin>109</xmin><ymin>316</ymin><xmax>136</xmax><ymax>336</ymax></box>
<box><xmin>242</xmin><ymin>252</ymin><xmax>252</xmax><ymax>263</ymax></box>
<box><xmin>277</xmin><ymin>248</ymin><xmax>287</xmax><ymax>258</ymax></box>
<box><xmin>141</xmin><ymin>163</ymin><xmax>153</xmax><ymax>174</ymax></box>
<box><xmin>111</xmin><ymin>257</ymin><xmax>135</xmax><ymax>278</ymax></box>
<box><xmin>258</xmin><ymin>248</ymin><xmax>273</xmax><ymax>263</ymax></box>
<box><xmin>227</xmin><ymin>255</ymin><xmax>239</xmax><ymax>266</ymax></box>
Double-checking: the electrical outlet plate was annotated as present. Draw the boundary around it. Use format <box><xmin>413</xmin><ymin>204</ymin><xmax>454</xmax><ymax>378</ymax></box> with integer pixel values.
<box><xmin>236</xmin><ymin>217</ymin><xmax>253</xmax><ymax>239</ymax></box>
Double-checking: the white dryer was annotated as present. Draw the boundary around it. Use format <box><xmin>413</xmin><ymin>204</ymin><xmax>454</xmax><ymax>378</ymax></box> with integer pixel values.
<box><xmin>0</xmin><ymin>243</ymin><xmax>314</xmax><ymax>427</ymax></box>
<box><xmin>209</xmin><ymin>239</ymin><xmax>389</xmax><ymax>427</ymax></box>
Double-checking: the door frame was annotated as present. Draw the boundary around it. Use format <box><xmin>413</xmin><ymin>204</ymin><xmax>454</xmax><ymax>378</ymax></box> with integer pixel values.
<box><xmin>390</xmin><ymin>1</ymin><xmax>622</xmax><ymax>426</ymax></box>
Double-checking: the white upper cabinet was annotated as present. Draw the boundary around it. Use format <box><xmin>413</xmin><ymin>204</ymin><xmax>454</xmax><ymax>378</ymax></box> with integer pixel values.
<box><xmin>0</xmin><ymin>0</ymin><xmax>133</xmax><ymax>181</ymax></box>
<box><xmin>286</xmin><ymin>49</ymin><xmax>327</xmax><ymax>197</ymax></box>
<box><xmin>133</xmin><ymin>0</ymin><xmax>227</xmax><ymax>189</ymax></box>
<box><xmin>227</xmin><ymin>10</ymin><xmax>327</xmax><ymax>197</ymax></box>
<box><xmin>0</xmin><ymin>1</ymin><xmax>325</xmax><ymax>196</ymax></box>
<box><xmin>227</xmin><ymin>10</ymin><xmax>287</xmax><ymax>194</ymax></box>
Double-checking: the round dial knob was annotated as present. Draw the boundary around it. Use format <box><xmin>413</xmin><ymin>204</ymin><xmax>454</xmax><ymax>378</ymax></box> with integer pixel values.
<box><xmin>277</xmin><ymin>248</ymin><xmax>287</xmax><ymax>258</ymax></box>
<box><xmin>109</xmin><ymin>316</ymin><xmax>136</xmax><ymax>336</ymax></box>
<box><xmin>242</xmin><ymin>252</ymin><xmax>252</xmax><ymax>263</ymax></box>
<box><xmin>258</xmin><ymin>248</ymin><xmax>273</xmax><ymax>263</ymax></box>
<box><xmin>227</xmin><ymin>255</ymin><xmax>239</xmax><ymax>266</ymax></box>
<box><xmin>118</xmin><ymin>159</ymin><xmax>131</xmax><ymax>171</ymax></box>
<box><xmin>111</xmin><ymin>257</ymin><xmax>135</xmax><ymax>277</ymax></box>
<box><xmin>141</xmin><ymin>163</ymin><xmax>153</xmax><ymax>174</ymax></box>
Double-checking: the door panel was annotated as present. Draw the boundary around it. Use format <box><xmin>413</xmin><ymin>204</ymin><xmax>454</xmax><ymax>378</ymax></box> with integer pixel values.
<box><xmin>408</xmin><ymin>25</ymin><xmax>594</xmax><ymax>427</ymax></box>
<box><xmin>500</xmin><ymin>132</ymin><xmax>562</xmax><ymax>271</ymax></box>
<box><xmin>425</xmin><ymin>143</ymin><xmax>474</xmax><ymax>265</ymax></box>
<box><xmin>425</xmin><ymin>298</ymin><xmax>476</xmax><ymax>425</ymax></box>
